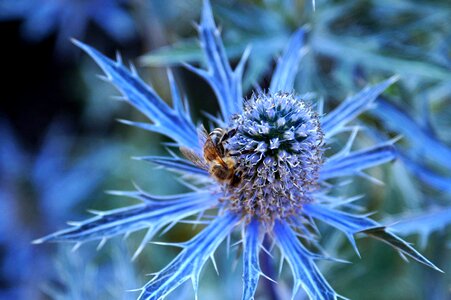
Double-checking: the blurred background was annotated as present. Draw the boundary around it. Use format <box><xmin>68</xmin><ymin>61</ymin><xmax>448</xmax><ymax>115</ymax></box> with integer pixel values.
<box><xmin>0</xmin><ymin>0</ymin><xmax>450</xmax><ymax>299</ymax></box>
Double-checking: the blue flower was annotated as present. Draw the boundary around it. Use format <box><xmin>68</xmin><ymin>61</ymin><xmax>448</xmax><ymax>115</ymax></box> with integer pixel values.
<box><xmin>0</xmin><ymin>0</ymin><xmax>136</xmax><ymax>52</ymax></box>
<box><xmin>35</xmin><ymin>1</ymin><xmax>442</xmax><ymax>299</ymax></box>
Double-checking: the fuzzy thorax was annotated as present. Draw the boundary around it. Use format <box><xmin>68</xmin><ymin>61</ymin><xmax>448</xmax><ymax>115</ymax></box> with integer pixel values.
<box><xmin>224</xmin><ymin>92</ymin><xmax>324</xmax><ymax>223</ymax></box>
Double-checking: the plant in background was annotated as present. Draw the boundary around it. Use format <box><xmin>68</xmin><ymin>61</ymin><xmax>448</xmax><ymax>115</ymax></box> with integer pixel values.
<box><xmin>373</xmin><ymin>96</ymin><xmax>451</xmax><ymax>207</ymax></box>
<box><xmin>0</xmin><ymin>120</ymin><xmax>116</xmax><ymax>298</ymax></box>
<box><xmin>0</xmin><ymin>0</ymin><xmax>137</xmax><ymax>53</ymax></box>
<box><xmin>141</xmin><ymin>0</ymin><xmax>450</xmax><ymax>107</ymax></box>
<box><xmin>35</xmin><ymin>1</ymin><xmax>443</xmax><ymax>299</ymax></box>
<box><xmin>372</xmin><ymin>93</ymin><xmax>451</xmax><ymax>247</ymax></box>
<box><xmin>139</xmin><ymin>0</ymin><xmax>310</xmax><ymax>90</ymax></box>
<box><xmin>43</xmin><ymin>243</ymin><xmax>140</xmax><ymax>300</ymax></box>
<box><xmin>369</xmin><ymin>90</ymin><xmax>451</xmax><ymax>300</ymax></box>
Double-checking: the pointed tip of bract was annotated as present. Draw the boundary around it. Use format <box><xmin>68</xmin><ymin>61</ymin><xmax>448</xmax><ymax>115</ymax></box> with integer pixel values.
<box><xmin>389</xmin><ymin>135</ymin><xmax>403</xmax><ymax>145</ymax></box>
<box><xmin>346</xmin><ymin>234</ymin><xmax>361</xmax><ymax>258</ymax></box>
<box><xmin>201</xmin><ymin>0</ymin><xmax>215</xmax><ymax>27</ymax></box>
<box><xmin>388</xmin><ymin>74</ymin><xmax>401</xmax><ymax>84</ymax></box>
<box><xmin>293</xmin><ymin>27</ymin><xmax>306</xmax><ymax>41</ymax></box>
<box><xmin>71</xmin><ymin>38</ymin><xmax>91</xmax><ymax>54</ymax></box>
<box><xmin>96</xmin><ymin>238</ymin><xmax>107</xmax><ymax>250</ymax></box>
<box><xmin>191</xmin><ymin>276</ymin><xmax>200</xmax><ymax>300</ymax></box>
<box><xmin>434</xmin><ymin>266</ymin><xmax>445</xmax><ymax>273</ymax></box>
<box><xmin>104</xmin><ymin>189</ymin><xmax>134</xmax><ymax>197</ymax></box>
<box><xmin>259</xmin><ymin>270</ymin><xmax>277</xmax><ymax>284</ymax></box>
<box><xmin>32</xmin><ymin>232</ymin><xmax>58</xmax><ymax>244</ymax></box>
<box><xmin>72</xmin><ymin>242</ymin><xmax>82</xmax><ymax>252</ymax></box>
<box><xmin>131</xmin><ymin>247</ymin><xmax>143</xmax><ymax>262</ymax></box>
<box><xmin>131</xmin><ymin>155</ymin><xmax>146</xmax><ymax>161</ymax></box>
<box><xmin>70</xmin><ymin>38</ymin><xmax>82</xmax><ymax>47</ymax></box>
<box><xmin>31</xmin><ymin>237</ymin><xmax>45</xmax><ymax>244</ymax></box>
<box><xmin>291</xmin><ymin>282</ymin><xmax>301</xmax><ymax>300</ymax></box>
<box><xmin>71</xmin><ymin>38</ymin><xmax>120</xmax><ymax>80</ymax></box>
<box><xmin>166</xmin><ymin>68</ymin><xmax>175</xmax><ymax>82</ymax></box>
<box><xmin>116</xmin><ymin>50</ymin><xmax>123</xmax><ymax>65</ymax></box>
<box><xmin>125</xmin><ymin>287</ymin><xmax>142</xmax><ymax>293</ymax></box>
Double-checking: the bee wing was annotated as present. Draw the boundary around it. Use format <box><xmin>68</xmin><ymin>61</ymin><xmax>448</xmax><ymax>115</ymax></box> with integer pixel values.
<box><xmin>197</xmin><ymin>124</ymin><xmax>208</xmax><ymax>146</ymax></box>
<box><xmin>180</xmin><ymin>147</ymin><xmax>209</xmax><ymax>171</ymax></box>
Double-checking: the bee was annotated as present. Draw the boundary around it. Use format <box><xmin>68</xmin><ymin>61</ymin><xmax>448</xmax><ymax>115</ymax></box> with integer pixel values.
<box><xmin>180</xmin><ymin>126</ymin><xmax>241</xmax><ymax>186</ymax></box>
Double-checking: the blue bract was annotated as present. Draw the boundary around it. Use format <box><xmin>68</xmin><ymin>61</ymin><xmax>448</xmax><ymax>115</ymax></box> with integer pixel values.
<box><xmin>35</xmin><ymin>1</ymin><xmax>442</xmax><ymax>299</ymax></box>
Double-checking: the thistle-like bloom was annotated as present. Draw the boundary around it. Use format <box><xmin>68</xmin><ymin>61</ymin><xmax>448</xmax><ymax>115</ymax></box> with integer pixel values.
<box><xmin>224</xmin><ymin>92</ymin><xmax>324</xmax><ymax>224</ymax></box>
<box><xmin>35</xmin><ymin>1</ymin><xmax>442</xmax><ymax>299</ymax></box>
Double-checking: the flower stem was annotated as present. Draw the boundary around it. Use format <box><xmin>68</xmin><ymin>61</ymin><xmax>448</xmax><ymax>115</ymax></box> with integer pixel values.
<box><xmin>261</xmin><ymin>237</ymin><xmax>280</xmax><ymax>300</ymax></box>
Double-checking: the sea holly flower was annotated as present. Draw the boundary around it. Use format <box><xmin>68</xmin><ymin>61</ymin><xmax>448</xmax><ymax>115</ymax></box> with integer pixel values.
<box><xmin>35</xmin><ymin>1</ymin><xmax>442</xmax><ymax>299</ymax></box>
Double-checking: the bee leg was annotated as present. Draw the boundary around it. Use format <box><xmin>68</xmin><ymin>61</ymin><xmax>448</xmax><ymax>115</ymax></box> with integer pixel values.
<box><xmin>230</xmin><ymin>172</ymin><xmax>242</xmax><ymax>187</ymax></box>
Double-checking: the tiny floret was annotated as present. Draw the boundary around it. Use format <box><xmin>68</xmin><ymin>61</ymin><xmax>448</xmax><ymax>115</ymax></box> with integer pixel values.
<box><xmin>225</xmin><ymin>92</ymin><xmax>323</xmax><ymax>223</ymax></box>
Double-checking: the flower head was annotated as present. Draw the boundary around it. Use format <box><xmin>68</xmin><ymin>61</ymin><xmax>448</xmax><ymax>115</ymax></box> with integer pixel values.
<box><xmin>225</xmin><ymin>92</ymin><xmax>324</xmax><ymax>223</ymax></box>
<box><xmin>35</xmin><ymin>1</ymin><xmax>442</xmax><ymax>299</ymax></box>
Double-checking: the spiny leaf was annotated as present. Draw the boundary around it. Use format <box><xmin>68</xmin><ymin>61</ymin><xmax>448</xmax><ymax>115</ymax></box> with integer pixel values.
<box><xmin>34</xmin><ymin>191</ymin><xmax>215</xmax><ymax>245</ymax></box>
<box><xmin>362</xmin><ymin>227</ymin><xmax>443</xmax><ymax>272</ymax></box>
<box><xmin>321</xmin><ymin>143</ymin><xmax>396</xmax><ymax>180</ymax></box>
<box><xmin>313</xmin><ymin>34</ymin><xmax>451</xmax><ymax>81</ymax></box>
<box><xmin>184</xmin><ymin>0</ymin><xmax>249</xmax><ymax>121</ymax></box>
<box><xmin>388</xmin><ymin>207</ymin><xmax>451</xmax><ymax>248</ymax></box>
<box><xmin>274</xmin><ymin>220</ymin><xmax>341</xmax><ymax>300</ymax></box>
<box><xmin>373</xmin><ymin>98</ymin><xmax>451</xmax><ymax>170</ymax></box>
<box><xmin>322</xmin><ymin>76</ymin><xmax>398</xmax><ymax>137</ymax></box>
<box><xmin>138</xmin><ymin>213</ymin><xmax>239</xmax><ymax>300</ymax></box>
<box><xmin>304</xmin><ymin>204</ymin><xmax>442</xmax><ymax>272</ymax></box>
<box><xmin>73</xmin><ymin>40</ymin><xmax>199</xmax><ymax>150</ymax></box>
<box><xmin>270</xmin><ymin>28</ymin><xmax>306</xmax><ymax>93</ymax></box>
<box><xmin>242</xmin><ymin>219</ymin><xmax>262</xmax><ymax>300</ymax></box>
<box><xmin>135</xmin><ymin>155</ymin><xmax>209</xmax><ymax>177</ymax></box>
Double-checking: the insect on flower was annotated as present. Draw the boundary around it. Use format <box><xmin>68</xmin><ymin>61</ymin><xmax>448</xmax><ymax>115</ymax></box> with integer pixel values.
<box><xmin>180</xmin><ymin>126</ymin><xmax>241</xmax><ymax>187</ymax></box>
<box><xmin>34</xmin><ymin>1</ymin><xmax>443</xmax><ymax>299</ymax></box>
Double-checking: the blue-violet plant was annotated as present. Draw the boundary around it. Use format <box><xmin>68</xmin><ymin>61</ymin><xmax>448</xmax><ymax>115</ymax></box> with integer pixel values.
<box><xmin>35</xmin><ymin>1</ymin><xmax>442</xmax><ymax>299</ymax></box>
<box><xmin>0</xmin><ymin>0</ymin><xmax>136</xmax><ymax>52</ymax></box>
